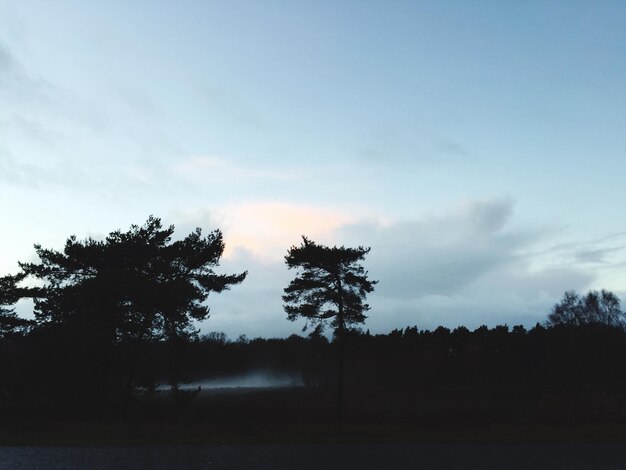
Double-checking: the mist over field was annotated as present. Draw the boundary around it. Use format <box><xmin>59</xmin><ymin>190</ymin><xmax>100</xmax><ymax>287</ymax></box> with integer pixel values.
<box><xmin>173</xmin><ymin>371</ymin><xmax>304</xmax><ymax>390</ymax></box>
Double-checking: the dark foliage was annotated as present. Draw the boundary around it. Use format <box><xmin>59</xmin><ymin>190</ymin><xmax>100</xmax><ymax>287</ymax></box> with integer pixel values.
<box><xmin>283</xmin><ymin>236</ymin><xmax>377</xmax><ymax>332</ymax></box>
<box><xmin>2</xmin><ymin>320</ymin><xmax>626</xmax><ymax>435</ymax></box>
<box><xmin>20</xmin><ymin>216</ymin><xmax>246</xmax><ymax>342</ymax></box>
<box><xmin>547</xmin><ymin>290</ymin><xmax>625</xmax><ymax>328</ymax></box>
<box><xmin>0</xmin><ymin>273</ymin><xmax>33</xmax><ymax>338</ymax></box>
<box><xmin>15</xmin><ymin>216</ymin><xmax>246</xmax><ymax>411</ymax></box>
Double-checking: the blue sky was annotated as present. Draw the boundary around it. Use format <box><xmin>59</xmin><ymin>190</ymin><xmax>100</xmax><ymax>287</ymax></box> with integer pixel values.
<box><xmin>1</xmin><ymin>1</ymin><xmax>625</xmax><ymax>338</ymax></box>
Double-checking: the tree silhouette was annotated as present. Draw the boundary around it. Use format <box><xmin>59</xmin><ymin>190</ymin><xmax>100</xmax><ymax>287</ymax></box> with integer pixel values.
<box><xmin>547</xmin><ymin>290</ymin><xmax>625</xmax><ymax>328</ymax></box>
<box><xmin>19</xmin><ymin>216</ymin><xmax>247</xmax><ymax>405</ymax></box>
<box><xmin>0</xmin><ymin>273</ymin><xmax>33</xmax><ymax>337</ymax></box>
<box><xmin>283</xmin><ymin>236</ymin><xmax>377</xmax><ymax>419</ymax></box>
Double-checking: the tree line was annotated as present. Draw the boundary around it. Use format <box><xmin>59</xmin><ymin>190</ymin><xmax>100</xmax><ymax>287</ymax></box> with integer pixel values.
<box><xmin>0</xmin><ymin>215</ymin><xmax>625</xmax><ymax>421</ymax></box>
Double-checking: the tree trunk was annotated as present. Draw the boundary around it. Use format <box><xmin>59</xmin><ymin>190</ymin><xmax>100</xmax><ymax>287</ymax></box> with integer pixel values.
<box><xmin>337</xmin><ymin>324</ymin><xmax>344</xmax><ymax>420</ymax></box>
<box><xmin>122</xmin><ymin>339</ymin><xmax>140</xmax><ymax>418</ymax></box>
<box><xmin>336</xmin><ymin>276</ymin><xmax>345</xmax><ymax>421</ymax></box>
<box><xmin>99</xmin><ymin>316</ymin><xmax>116</xmax><ymax>416</ymax></box>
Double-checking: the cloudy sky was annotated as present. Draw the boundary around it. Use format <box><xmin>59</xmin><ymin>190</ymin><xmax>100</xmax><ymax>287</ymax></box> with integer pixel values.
<box><xmin>1</xmin><ymin>1</ymin><xmax>625</xmax><ymax>338</ymax></box>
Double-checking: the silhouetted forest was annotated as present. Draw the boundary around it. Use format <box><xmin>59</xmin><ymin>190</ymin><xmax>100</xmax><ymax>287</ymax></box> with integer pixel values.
<box><xmin>2</xmin><ymin>322</ymin><xmax>626</xmax><ymax>409</ymax></box>
<box><xmin>2</xmin><ymin>319</ymin><xmax>626</xmax><ymax>443</ymax></box>
<box><xmin>2</xmin><ymin>217</ymin><xmax>626</xmax><ymax>442</ymax></box>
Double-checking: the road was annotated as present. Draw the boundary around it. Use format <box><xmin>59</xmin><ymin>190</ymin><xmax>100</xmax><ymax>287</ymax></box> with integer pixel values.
<box><xmin>1</xmin><ymin>443</ymin><xmax>626</xmax><ymax>469</ymax></box>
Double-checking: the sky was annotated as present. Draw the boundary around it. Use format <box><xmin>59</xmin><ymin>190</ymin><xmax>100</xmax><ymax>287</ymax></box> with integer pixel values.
<box><xmin>1</xmin><ymin>1</ymin><xmax>625</xmax><ymax>338</ymax></box>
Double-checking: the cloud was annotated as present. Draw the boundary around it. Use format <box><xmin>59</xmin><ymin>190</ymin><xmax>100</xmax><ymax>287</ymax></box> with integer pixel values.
<box><xmin>198</xmin><ymin>247</ymin><xmax>297</xmax><ymax>338</ymax></box>
<box><xmin>170</xmin><ymin>197</ymin><xmax>609</xmax><ymax>337</ymax></box>
<box><xmin>0</xmin><ymin>42</ymin><xmax>28</xmax><ymax>90</ymax></box>
<box><xmin>174</xmin><ymin>156</ymin><xmax>296</xmax><ymax>183</ymax></box>
<box><xmin>337</xmin><ymin>198</ymin><xmax>524</xmax><ymax>298</ymax></box>
<box><xmin>0</xmin><ymin>41</ymin><xmax>89</xmax><ymax>189</ymax></box>
<box><xmin>545</xmin><ymin>233</ymin><xmax>626</xmax><ymax>266</ymax></box>
<box><xmin>333</xmin><ymin>197</ymin><xmax>609</xmax><ymax>329</ymax></box>
<box><xmin>575</xmin><ymin>246</ymin><xmax>623</xmax><ymax>264</ymax></box>
<box><xmin>220</xmin><ymin>201</ymin><xmax>358</xmax><ymax>260</ymax></box>
<box><xmin>0</xmin><ymin>40</ymin><xmax>182</xmax><ymax>195</ymax></box>
<box><xmin>171</xmin><ymin>201</ymin><xmax>355</xmax><ymax>261</ymax></box>
<box><xmin>0</xmin><ymin>41</ymin><xmax>60</xmax><ymax>113</ymax></box>
<box><xmin>0</xmin><ymin>150</ymin><xmax>91</xmax><ymax>189</ymax></box>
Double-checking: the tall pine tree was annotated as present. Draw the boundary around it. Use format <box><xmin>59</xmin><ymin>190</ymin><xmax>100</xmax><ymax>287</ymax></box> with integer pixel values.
<box><xmin>283</xmin><ymin>236</ymin><xmax>376</xmax><ymax>419</ymax></box>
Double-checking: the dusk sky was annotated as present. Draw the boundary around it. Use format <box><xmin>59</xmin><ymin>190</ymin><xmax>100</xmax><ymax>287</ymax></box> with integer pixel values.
<box><xmin>1</xmin><ymin>1</ymin><xmax>625</xmax><ymax>338</ymax></box>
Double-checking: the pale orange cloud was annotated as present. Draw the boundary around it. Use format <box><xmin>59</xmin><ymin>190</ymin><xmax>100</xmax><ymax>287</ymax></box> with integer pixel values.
<box><xmin>215</xmin><ymin>202</ymin><xmax>356</xmax><ymax>261</ymax></box>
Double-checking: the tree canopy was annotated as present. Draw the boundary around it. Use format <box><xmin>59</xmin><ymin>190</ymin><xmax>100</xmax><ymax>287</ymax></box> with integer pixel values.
<box><xmin>283</xmin><ymin>236</ymin><xmax>377</xmax><ymax>334</ymax></box>
<box><xmin>0</xmin><ymin>272</ymin><xmax>32</xmax><ymax>337</ymax></box>
<box><xmin>20</xmin><ymin>216</ymin><xmax>247</xmax><ymax>343</ymax></box>
<box><xmin>546</xmin><ymin>289</ymin><xmax>625</xmax><ymax>328</ymax></box>
<box><xmin>0</xmin><ymin>273</ymin><xmax>24</xmax><ymax>315</ymax></box>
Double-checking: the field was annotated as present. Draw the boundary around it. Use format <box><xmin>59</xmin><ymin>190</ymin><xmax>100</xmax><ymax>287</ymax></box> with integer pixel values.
<box><xmin>2</xmin><ymin>383</ymin><xmax>626</xmax><ymax>446</ymax></box>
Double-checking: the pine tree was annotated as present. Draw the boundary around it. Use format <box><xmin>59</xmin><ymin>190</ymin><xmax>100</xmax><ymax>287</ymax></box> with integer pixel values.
<box><xmin>283</xmin><ymin>236</ymin><xmax>376</xmax><ymax>419</ymax></box>
<box><xmin>20</xmin><ymin>216</ymin><xmax>247</xmax><ymax>404</ymax></box>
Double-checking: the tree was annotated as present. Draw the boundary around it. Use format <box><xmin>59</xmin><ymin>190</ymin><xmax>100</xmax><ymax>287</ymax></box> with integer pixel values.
<box><xmin>19</xmin><ymin>216</ymin><xmax>247</xmax><ymax>405</ymax></box>
<box><xmin>283</xmin><ymin>236</ymin><xmax>377</xmax><ymax>419</ymax></box>
<box><xmin>547</xmin><ymin>290</ymin><xmax>625</xmax><ymax>328</ymax></box>
<box><xmin>0</xmin><ymin>273</ymin><xmax>33</xmax><ymax>338</ymax></box>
